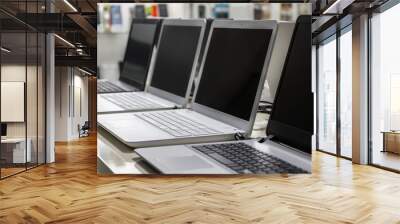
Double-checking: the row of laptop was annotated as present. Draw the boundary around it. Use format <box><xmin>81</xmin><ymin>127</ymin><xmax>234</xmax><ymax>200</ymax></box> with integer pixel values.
<box><xmin>97</xmin><ymin>16</ymin><xmax>313</xmax><ymax>174</ymax></box>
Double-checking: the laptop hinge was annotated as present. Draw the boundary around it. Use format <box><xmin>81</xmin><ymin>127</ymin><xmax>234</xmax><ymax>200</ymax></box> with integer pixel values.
<box><xmin>257</xmin><ymin>135</ymin><xmax>274</xmax><ymax>143</ymax></box>
<box><xmin>260</xmin><ymin>136</ymin><xmax>307</xmax><ymax>156</ymax></box>
<box><xmin>234</xmin><ymin>132</ymin><xmax>246</xmax><ymax>140</ymax></box>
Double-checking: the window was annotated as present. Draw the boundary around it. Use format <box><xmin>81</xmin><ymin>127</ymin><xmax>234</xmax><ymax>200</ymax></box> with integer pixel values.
<box><xmin>317</xmin><ymin>37</ymin><xmax>337</xmax><ymax>154</ymax></box>
<box><xmin>0</xmin><ymin>1</ymin><xmax>47</xmax><ymax>179</ymax></box>
<box><xmin>339</xmin><ymin>29</ymin><xmax>352</xmax><ymax>158</ymax></box>
<box><xmin>316</xmin><ymin>25</ymin><xmax>353</xmax><ymax>159</ymax></box>
<box><xmin>370</xmin><ymin>3</ymin><xmax>400</xmax><ymax>171</ymax></box>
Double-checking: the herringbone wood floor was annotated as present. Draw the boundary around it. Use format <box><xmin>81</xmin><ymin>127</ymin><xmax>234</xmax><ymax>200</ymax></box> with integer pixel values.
<box><xmin>1</xmin><ymin>134</ymin><xmax>400</xmax><ymax>224</ymax></box>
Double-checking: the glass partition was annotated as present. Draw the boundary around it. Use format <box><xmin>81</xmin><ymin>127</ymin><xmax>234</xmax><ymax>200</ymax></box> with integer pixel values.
<box><xmin>339</xmin><ymin>28</ymin><xmax>352</xmax><ymax>158</ymax></box>
<box><xmin>316</xmin><ymin>26</ymin><xmax>353</xmax><ymax>160</ymax></box>
<box><xmin>27</xmin><ymin>30</ymin><xmax>38</xmax><ymax>169</ymax></box>
<box><xmin>0</xmin><ymin>1</ymin><xmax>46</xmax><ymax>179</ymax></box>
<box><xmin>370</xmin><ymin>3</ymin><xmax>400</xmax><ymax>171</ymax></box>
<box><xmin>317</xmin><ymin>36</ymin><xmax>337</xmax><ymax>155</ymax></box>
<box><xmin>26</xmin><ymin>0</ymin><xmax>46</xmax><ymax>169</ymax></box>
<box><xmin>0</xmin><ymin>29</ymin><xmax>28</xmax><ymax>178</ymax></box>
<box><xmin>38</xmin><ymin>32</ymin><xmax>46</xmax><ymax>165</ymax></box>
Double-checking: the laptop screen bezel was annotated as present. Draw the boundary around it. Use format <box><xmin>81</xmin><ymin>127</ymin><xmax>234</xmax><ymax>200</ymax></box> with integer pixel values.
<box><xmin>191</xmin><ymin>20</ymin><xmax>277</xmax><ymax>135</ymax></box>
<box><xmin>266</xmin><ymin>16</ymin><xmax>313</xmax><ymax>155</ymax></box>
<box><xmin>146</xmin><ymin>19</ymin><xmax>206</xmax><ymax>108</ymax></box>
<box><xmin>119</xmin><ymin>18</ymin><xmax>161</xmax><ymax>91</ymax></box>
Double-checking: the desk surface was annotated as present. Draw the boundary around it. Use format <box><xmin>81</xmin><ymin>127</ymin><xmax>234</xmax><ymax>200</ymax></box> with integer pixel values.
<box><xmin>381</xmin><ymin>131</ymin><xmax>400</xmax><ymax>134</ymax></box>
<box><xmin>97</xmin><ymin>128</ymin><xmax>157</xmax><ymax>174</ymax></box>
<box><xmin>97</xmin><ymin>113</ymin><xmax>269</xmax><ymax>175</ymax></box>
<box><xmin>1</xmin><ymin>138</ymin><xmax>27</xmax><ymax>143</ymax></box>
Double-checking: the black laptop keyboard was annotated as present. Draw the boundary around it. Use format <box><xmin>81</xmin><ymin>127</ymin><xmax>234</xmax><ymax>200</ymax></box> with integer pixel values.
<box><xmin>192</xmin><ymin>142</ymin><xmax>307</xmax><ymax>174</ymax></box>
<box><xmin>98</xmin><ymin>81</ymin><xmax>127</xmax><ymax>93</ymax></box>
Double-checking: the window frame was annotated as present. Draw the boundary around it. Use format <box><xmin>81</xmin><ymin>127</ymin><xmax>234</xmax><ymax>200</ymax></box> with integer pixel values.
<box><xmin>315</xmin><ymin>23</ymin><xmax>353</xmax><ymax>160</ymax></box>
<box><xmin>367</xmin><ymin>0</ymin><xmax>400</xmax><ymax>173</ymax></box>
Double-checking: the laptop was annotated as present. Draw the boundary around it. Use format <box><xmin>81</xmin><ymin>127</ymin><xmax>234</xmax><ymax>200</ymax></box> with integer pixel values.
<box><xmin>136</xmin><ymin>16</ymin><xmax>313</xmax><ymax>174</ymax></box>
<box><xmin>261</xmin><ymin>21</ymin><xmax>295</xmax><ymax>103</ymax></box>
<box><xmin>1</xmin><ymin>123</ymin><xmax>7</xmax><ymax>140</ymax></box>
<box><xmin>98</xmin><ymin>20</ymin><xmax>278</xmax><ymax>148</ymax></box>
<box><xmin>97</xmin><ymin>19</ymin><xmax>161</xmax><ymax>94</ymax></box>
<box><xmin>97</xmin><ymin>19</ymin><xmax>206</xmax><ymax>114</ymax></box>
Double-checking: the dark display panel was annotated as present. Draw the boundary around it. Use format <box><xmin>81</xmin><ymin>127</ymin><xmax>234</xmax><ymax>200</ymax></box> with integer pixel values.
<box><xmin>267</xmin><ymin>16</ymin><xmax>313</xmax><ymax>154</ymax></box>
<box><xmin>120</xmin><ymin>20</ymin><xmax>159</xmax><ymax>90</ymax></box>
<box><xmin>195</xmin><ymin>28</ymin><xmax>272</xmax><ymax>121</ymax></box>
<box><xmin>150</xmin><ymin>25</ymin><xmax>202</xmax><ymax>97</ymax></box>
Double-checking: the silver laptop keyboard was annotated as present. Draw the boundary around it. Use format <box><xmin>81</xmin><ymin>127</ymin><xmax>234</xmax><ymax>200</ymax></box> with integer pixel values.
<box><xmin>98</xmin><ymin>81</ymin><xmax>127</xmax><ymax>93</ymax></box>
<box><xmin>192</xmin><ymin>142</ymin><xmax>307</xmax><ymax>174</ymax></box>
<box><xmin>102</xmin><ymin>93</ymin><xmax>162</xmax><ymax>110</ymax></box>
<box><xmin>135</xmin><ymin>111</ymin><xmax>222</xmax><ymax>137</ymax></box>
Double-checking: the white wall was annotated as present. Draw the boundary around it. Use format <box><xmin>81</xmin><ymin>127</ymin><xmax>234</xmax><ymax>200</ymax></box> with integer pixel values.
<box><xmin>75</xmin><ymin>74</ymin><xmax>89</xmax><ymax>123</ymax></box>
<box><xmin>1</xmin><ymin>65</ymin><xmax>26</xmax><ymax>140</ymax></box>
<box><xmin>46</xmin><ymin>33</ymin><xmax>55</xmax><ymax>163</ymax></box>
<box><xmin>1</xmin><ymin>64</ymin><xmax>46</xmax><ymax>163</ymax></box>
<box><xmin>97</xmin><ymin>33</ymin><xmax>129</xmax><ymax>70</ymax></box>
<box><xmin>96</xmin><ymin>3</ymin><xmax>192</xmax><ymax>72</ymax></box>
<box><xmin>97</xmin><ymin>3</ymin><xmax>311</xmax><ymax>67</ymax></box>
<box><xmin>312</xmin><ymin>45</ymin><xmax>317</xmax><ymax>150</ymax></box>
<box><xmin>97</xmin><ymin>3</ymin><xmax>135</xmax><ymax>69</ymax></box>
<box><xmin>55</xmin><ymin>67</ymin><xmax>89</xmax><ymax>141</ymax></box>
<box><xmin>72</xmin><ymin>73</ymin><xmax>89</xmax><ymax>138</ymax></box>
<box><xmin>1</xmin><ymin>65</ymin><xmax>37</xmax><ymax>137</ymax></box>
<box><xmin>55</xmin><ymin>67</ymin><xmax>69</xmax><ymax>141</ymax></box>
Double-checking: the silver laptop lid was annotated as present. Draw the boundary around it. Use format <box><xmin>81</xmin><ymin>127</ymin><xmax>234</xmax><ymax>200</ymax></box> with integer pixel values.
<box><xmin>192</xmin><ymin>20</ymin><xmax>277</xmax><ymax>135</ymax></box>
<box><xmin>119</xmin><ymin>18</ymin><xmax>161</xmax><ymax>91</ymax></box>
<box><xmin>263</xmin><ymin>21</ymin><xmax>295</xmax><ymax>102</ymax></box>
<box><xmin>147</xmin><ymin>19</ymin><xmax>206</xmax><ymax>107</ymax></box>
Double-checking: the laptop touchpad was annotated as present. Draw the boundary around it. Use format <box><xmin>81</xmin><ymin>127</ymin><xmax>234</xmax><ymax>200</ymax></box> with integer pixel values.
<box><xmin>162</xmin><ymin>156</ymin><xmax>213</xmax><ymax>170</ymax></box>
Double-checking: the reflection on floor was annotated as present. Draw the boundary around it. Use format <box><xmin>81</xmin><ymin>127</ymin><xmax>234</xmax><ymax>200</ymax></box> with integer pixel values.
<box><xmin>0</xmin><ymin>167</ymin><xmax>25</xmax><ymax>178</ymax></box>
<box><xmin>373</xmin><ymin>150</ymin><xmax>400</xmax><ymax>171</ymax></box>
<box><xmin>0</xmin><ymin>162</ymin><xmax>42</xmax><ymax>179</ymax></box>
<box><xmin>341</xmin><ymin>147</ymin><xmax>352</xmax><ymax>159</ymax></box>
<box><xmin>251</xmin><ymin>112</ymin><xmax>268</xmax><ymax>138</ymax></box>
<box><xmin>0</xmin><ymin>134</ymin><xmax>400</xmax><ymax>223</ymax></box>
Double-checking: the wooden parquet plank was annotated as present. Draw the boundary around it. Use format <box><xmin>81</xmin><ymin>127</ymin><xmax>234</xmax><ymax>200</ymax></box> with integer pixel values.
<box><xmin>0</xmin><ymin>134</ymin><xmax>400</xmax><ymax>224</ymax></box>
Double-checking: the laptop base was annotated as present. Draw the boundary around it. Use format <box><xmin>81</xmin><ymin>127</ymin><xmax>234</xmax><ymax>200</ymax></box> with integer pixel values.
<box><xmin>97</xmin><ymin>79</ymin><xmax>139</xmax><ymax>94</ymax></box>
<box><xmin>136</xmin><ymin>139</ymin><xmax>311</xmax><ymax>174</ymax></box>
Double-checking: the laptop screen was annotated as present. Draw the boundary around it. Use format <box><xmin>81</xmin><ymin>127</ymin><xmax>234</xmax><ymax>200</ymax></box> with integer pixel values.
<box><xmin>1</xmin><ymin>123</ymin><xmax>7</xmax><ymax>137</ymax></box>
<box><xmin>119</xmin><ymin>20</ymin><xmax>159</xmax><ymax>90</ymax></box>
<box><xmin>266</xmin><ymin>16</ymin><xmax>313</xmax><ymax>155</ymax></box>
<box><xmin>150</xmin><ymin>25</ymin><xmax>202</xmax><ymax>97</ymax></box>
<box><xmin>194</xmin><ymin>27</ymin><xmax>272</xmax><ymax>121</ymax></box>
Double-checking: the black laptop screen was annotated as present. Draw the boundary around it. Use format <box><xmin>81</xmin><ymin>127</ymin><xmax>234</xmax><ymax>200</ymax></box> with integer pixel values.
<box><xmin>119</xmin><ymin>20</ymin><xmax>159</xmax><ymax>90</ymax></box>
<box><xmin>150</xmin><ymin>25</ymin><xmax>202</xmax><ymax>97</ymax></box>
<box><xmin>1</xmin><ymin>123</ymin><xmax>7</xmax><ymax>137</ymax></box>
<box><xmin>194</xmin><ymin>27</ymin><xmax>272</xmax><ymax>121</ymax></box>
<box><xmin>266</xmin><ymin>16</ymin><xmax>313</xmax><ymax>155</ymax></box>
